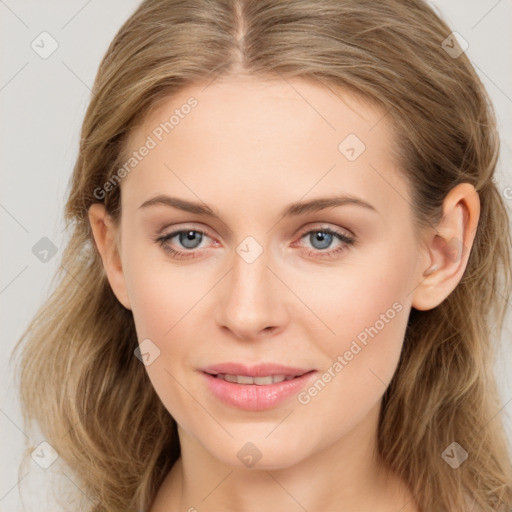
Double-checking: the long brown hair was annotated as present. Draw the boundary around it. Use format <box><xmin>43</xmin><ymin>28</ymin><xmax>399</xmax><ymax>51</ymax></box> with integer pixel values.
<box><xmin>13</xmin><ymin>1</ymin><xmax>512</xmax><ymax>510</ymax></box>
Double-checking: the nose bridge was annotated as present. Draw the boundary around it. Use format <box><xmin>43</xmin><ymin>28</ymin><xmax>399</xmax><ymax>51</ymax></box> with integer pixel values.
<box><xmin>216</xmin><ymin>235</ymin><xmax>287</xmax><ymax>339</ymax></box>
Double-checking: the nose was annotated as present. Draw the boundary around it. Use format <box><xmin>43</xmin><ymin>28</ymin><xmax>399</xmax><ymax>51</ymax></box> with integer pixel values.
<box><xmin>215</xmin><ymin>245</ymin><xmax>289</xmax><ymax>341</ymax></box>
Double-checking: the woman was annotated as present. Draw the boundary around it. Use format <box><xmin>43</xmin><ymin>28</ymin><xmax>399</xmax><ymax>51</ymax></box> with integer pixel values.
<box><xmin>13</xmin><ymin>0</ymin><xmax>512</xmax><ymax>511</ymax></box>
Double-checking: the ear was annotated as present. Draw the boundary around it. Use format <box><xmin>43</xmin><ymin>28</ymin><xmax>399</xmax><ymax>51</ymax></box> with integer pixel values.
<box><xmin>88</xmin><ymin>203</ymin><xmax>131</xmax><ymax>310</ymax></box>
<box><xmin>412</xmin><ymin>183</ymin><xmax>480</xmax><ymax>311</ymax></box>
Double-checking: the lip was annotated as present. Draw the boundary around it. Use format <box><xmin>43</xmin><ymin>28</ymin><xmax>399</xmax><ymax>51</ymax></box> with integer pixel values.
<box><xmin>200</xmin><ymin>363</ymin><xmax>317</xmax><ymax>411</ymax></box>
<box><xmin>201</xmin><ymin>362</ymin><xmax>312</xmax><ymax>378</ymax></box>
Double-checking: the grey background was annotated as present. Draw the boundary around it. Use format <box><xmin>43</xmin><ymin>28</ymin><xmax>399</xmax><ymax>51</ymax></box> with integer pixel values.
<box><xmin>1</xmin><ymin>0</ymin><xmax>511</xmax><ymax>510</ymax></box>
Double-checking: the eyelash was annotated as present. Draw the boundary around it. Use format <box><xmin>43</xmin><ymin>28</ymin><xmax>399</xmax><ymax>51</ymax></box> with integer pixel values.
<box><xmin>154</xmin><ymin>225</ymin><xmax>355</xmax><ymax>260</ymax></box>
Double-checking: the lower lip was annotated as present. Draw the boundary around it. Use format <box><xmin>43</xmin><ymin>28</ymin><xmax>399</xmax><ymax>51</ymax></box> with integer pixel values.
<box><xmin>202</xmin><ymin>371</ymin><xmax>317</xmax><ymax>411</ymax></box>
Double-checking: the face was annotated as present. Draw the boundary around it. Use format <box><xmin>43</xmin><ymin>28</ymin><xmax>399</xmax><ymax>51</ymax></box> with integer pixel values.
<box><xmin>111</xmin><ymin>77</ymin><xmax>425</xmax><ymax>469</ymax></box>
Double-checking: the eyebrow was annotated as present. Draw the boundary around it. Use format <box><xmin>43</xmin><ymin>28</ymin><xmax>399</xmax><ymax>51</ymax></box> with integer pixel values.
<box><xmin>138</xmin><ymin>194</ymin><xmax>377</xmax><ymax>219</ymax></box>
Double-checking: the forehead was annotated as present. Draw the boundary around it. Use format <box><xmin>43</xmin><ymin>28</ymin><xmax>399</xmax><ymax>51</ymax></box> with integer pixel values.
<box><xmin>120</xmin><ymin>76</ymin><xmax>408</xmax><ymax>222</ymax></box>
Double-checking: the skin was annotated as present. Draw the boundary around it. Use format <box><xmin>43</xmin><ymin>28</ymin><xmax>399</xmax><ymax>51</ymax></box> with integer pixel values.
<box><xmin>88</xmin><ymin>76</ymin><xmax>480</xmax><ymax>512</ymax></box>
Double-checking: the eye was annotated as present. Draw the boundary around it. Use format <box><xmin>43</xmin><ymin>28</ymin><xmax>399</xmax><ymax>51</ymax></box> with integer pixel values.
<box><xmin>153</xmin><ymin>225</ymin><xmax>355</xmax><ymax>260</ymax></box>
<box><xmin>154</xmin><ymin>228</ymin><xmax>213</xmax><ymax>259</ymax></box>
<box><xmin>293</xmin><ymin>225</ymin><xmax>355</xmax><ymax>259</ymax></box>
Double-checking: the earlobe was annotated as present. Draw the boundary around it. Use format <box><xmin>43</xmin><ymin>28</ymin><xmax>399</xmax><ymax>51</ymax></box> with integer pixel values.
<box><xmin>88</xmin><ymin>203</ymin><xmax>132</xmax><ymax>310</ymax></box>
<box><xmin>412</xmin><ymin>183</ymin><xmax>480</xmax><ymax>311</ymax></box>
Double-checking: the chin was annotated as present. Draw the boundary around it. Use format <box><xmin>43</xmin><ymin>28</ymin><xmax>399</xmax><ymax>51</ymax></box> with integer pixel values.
<box><xmin>205</xmin><ymin>436</ymin><xmax>313</xmax><ymax>471</ymax></box>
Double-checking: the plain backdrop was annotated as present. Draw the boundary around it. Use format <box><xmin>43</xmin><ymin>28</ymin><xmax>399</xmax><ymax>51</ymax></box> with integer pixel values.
<box><xmin>1</xmin><ymin>1</ymin><xmax>511</xmax><ymax>510</ymax></box>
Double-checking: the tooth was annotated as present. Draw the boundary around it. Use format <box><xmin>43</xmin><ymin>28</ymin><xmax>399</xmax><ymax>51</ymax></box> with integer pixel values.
<box><xmin>253</xmin><ymin>376</ymin><xmax>274</xmax><ymax>385</ymax></box>
<box><xmin>219</xmin><ymin>374</ymin><xmax>295</xmax><ymax>384</ymax></box>
<box><xmin>237</xmin><ymin>375</ymin><xmax>254</xmax><ymax>384</ymax></box>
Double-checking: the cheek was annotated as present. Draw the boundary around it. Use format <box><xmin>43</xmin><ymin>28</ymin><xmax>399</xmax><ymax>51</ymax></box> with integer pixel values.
<box><xmin>123</xmin><ymin>239</ymin><xmax>209</xmax><ymax>339</ymax></box>
<box><xmin>120</xmin><ymin>245</ymin><xmax>215</xmax><ymax>415</ymax></box>
<box><xmin>295</xmin><ymin>298</ymin><xmax>409</xmax><ymax>454</ymax></box>
<box><xmin>128</xmin><ymin>271</ymin><xmax>193</xmax><ymax>337</ymax></box>
<box><xmin>297</xmin><ymin>252</ymin><xmax>413</xmax><ymax>431</ymax></box>
<box><xmin>297</xmin><ymin>242</ymin><xmax>413</xmax><ymax>355</ymax></box>
<box><xmin>123</xmin><ymin>261</ymin><xmax>202</xmax><ymax>430</ymax></box>
<box><xmin>296</xmin><ymin>246</ymin><xmax>414</xmax><ymax>408</ymax></box>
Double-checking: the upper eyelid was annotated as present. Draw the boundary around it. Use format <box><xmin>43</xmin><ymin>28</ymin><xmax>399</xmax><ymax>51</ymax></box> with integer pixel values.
<box><xmin>158</xmin><ymin>222</ymin><xmax>352</xmax><ymax>235</ymax></box>
<box><xmin>297</xmin><ymin>224</ymin><xmax>354</xmax><ymax>239</ymax></box>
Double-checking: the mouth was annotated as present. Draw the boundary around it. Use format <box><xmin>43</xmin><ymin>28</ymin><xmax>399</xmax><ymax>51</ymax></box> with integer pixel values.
<box><xmin>200</xmin><ymin>363</ymin><xmax>317</xmax><ymax>411</ymax></box>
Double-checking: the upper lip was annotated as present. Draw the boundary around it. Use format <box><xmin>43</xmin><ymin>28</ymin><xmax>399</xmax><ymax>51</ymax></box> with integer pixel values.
<box><xmin>201</xmin><ymin>363</ymin><xmax>314</xmax><ymax>378</ymax></box>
